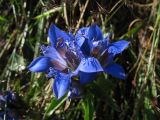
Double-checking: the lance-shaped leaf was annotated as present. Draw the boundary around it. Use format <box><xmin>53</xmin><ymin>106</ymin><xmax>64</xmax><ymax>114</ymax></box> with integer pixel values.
<box><xmin>28</xmin><ymin>56</ymin><xmax>51</xmax><ymax>72</ymax></box>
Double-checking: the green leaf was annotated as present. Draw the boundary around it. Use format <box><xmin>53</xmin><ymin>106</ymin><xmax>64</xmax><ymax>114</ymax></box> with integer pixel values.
<box><xmin>43</xmin><ymin>96</ymin><xmax>67</xmax><ymax>119</ymax></box>
<box><xmin>0</xmin><ymin>16</ymin><xmax>7</xmax><ymax>22</ymax></box>
<box><xmin>82</xmin><ymin>96</ymin><xmax>94</xmax><ymax>120</ymax></box>
<box><xmin>34</xmin><ymin>7</ymin><xmax>62</xmax><ymax>20</ymax></box>
<box><xmin>120</xmin><ymin>22</ymin><xmax>143</xmax><ymax>39</ymax></box>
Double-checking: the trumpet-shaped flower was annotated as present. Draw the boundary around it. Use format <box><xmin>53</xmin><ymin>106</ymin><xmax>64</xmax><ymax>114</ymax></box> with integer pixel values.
<box><xmin>74</xmin><ymin>24</ymin><xmax>129</xmax><ymax>83</ymax></box>
<box><xmin>28</xmin><ymin>24</ymin><xmax>129</xmax><ymax>99</ymax></box>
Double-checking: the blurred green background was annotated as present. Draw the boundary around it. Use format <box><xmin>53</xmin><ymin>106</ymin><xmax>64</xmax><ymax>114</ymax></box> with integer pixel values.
<box><xmin>0</xmin><ymin>0</ymin><xmax>160</xmax><ymax>119</ymax></box>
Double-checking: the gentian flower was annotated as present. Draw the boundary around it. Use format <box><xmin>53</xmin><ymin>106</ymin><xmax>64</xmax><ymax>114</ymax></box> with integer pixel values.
<box><xmin>0</xmin><ymin>109</ymin><xmax>18</xmax><ymax>120</ymax></box>
<box><xmin>0</xmin><ymin>91</ymin><xmax>16</xmax><ymax>104</ymax></box>
<box><xmin>28</xmin><ymin>24</ymin><xmax>80</xmax><ymax>99</ymax></box>
<box><xmin>0</xmin><ymin>91</ymin><xmax>17</xmax><ymax>120</ymax></box>
<box><xmin>28</xmin><ymin>24</ymin><xmax>129</xmax><ymax>99</ymax></box>
<box><xmin>73</xmin><ymin>24</ymin><xmax>129</xmax><ymax>83</ymax></box>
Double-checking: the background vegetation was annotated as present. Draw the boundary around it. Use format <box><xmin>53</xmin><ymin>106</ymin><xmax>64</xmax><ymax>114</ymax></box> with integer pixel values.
<box><xmin>0</xmin><ymin>0</ymin><xmax>160</xmax><ymax>119</ymax></box>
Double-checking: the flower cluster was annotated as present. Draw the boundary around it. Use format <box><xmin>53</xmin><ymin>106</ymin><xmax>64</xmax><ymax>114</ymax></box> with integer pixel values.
<box><xmin>28</xmin><ymin>24</ymin><xmax>129</xmax><ymax>99</ymax></box>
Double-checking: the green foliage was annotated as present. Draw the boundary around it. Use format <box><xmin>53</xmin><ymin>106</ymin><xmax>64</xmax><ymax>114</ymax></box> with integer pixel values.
<box><xmin>82</xmin><ymin>96</ymin><xmax>94</xmax><ymax>120</ymax></box>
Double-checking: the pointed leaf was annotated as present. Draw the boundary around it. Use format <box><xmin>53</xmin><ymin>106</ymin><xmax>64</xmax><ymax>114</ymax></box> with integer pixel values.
<box><xmin>82</xmin><ymin>96</ymin><xmax>94</xmax><ymax>120</ymax></box>
<box><xmin>43</xmin><ymin>96</ymin><xmax>67</xmax><ymax>119</ymax></box>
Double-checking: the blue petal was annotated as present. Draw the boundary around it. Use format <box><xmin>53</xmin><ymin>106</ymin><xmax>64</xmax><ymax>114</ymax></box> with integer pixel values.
<box><xmin>77</xmin><ymin>57</ymin><xmax>103</xmax><ymax>73</ymax></box>
<box><xmin>104</xmin><ymin>63</ymin><xmax>126</xmax><ymax>79</ymax></box>
<box><xmin>76</xmin><ymin>25</ymin><xmax>103</xmax><ymax>41</ymax></box>
<box><xmin>108</xmin><ymin>40</ymin><xmax>130</xmax><ymax>55</ymax></box>
<box><xmin>46</xmin><ymin>67</ymin><xmax>58</xmax><ymax>78</ymax></box>
<box><xmin>67</xmin><ymin>81</ymin><xmax>83</xmax><ymax>99</ymax></box>
<box><xmin>95</xmin><ymin>25</ymin><xmax>103</xmax><ymax>40</ymax></box>
<box><xmin>79</xmin><ymin>71</ymin><xmax>97</xmax><ymax>84</ymax></box>
<box><xmin>53</xmin><ymin>73</ymin><xmax>70</xmax><ymax>99</ymax></box>
<box><xmin>76</xmin><ymin>27</ymin><xmax>89</xmax><ymax>37</ymax></box>
<box><xmin>87</xmin><ymin>24</ymin><xmax>97</xmax><ymax>40</ymax></box>
<box><xmin>93</xmin><ymin>34</ymin><xmax>110</xmax><ymax>54</ymax></box>
<box><xmin>28</xmin><ymin>56</ymin><xmax>51</xmax><ymax>72</ymax></box>
<box><xmin>106</xmin><ymin>53</ymin><xmax>115</xmax><ymax>65</ymax></box>
<box><xmin>80</xmin><ymin>38</ymin><xmax>93</xmax><ymax>56</ymax></box>
<box><xmin>75</xmin><ymin>34</ymin><xmax>93</xmax><ymax>56</ymax></box>
<box><xmin>87</xmin><ymin>24</ymin><xmax>103</xmax><ymax>41</ymax></box>
<box><xmin>5</xmin><ymin>91</ymin><xmax>15</xmax><ymax>102</ymax></box>
<box><xmin>75</xmin><ymin>35</ymin><xmax>85</xmax><ymax>48</ymax></box>
<box><xmin>48</xmin><ymin>24</ymin><xmax>70</xmax><ymax>47</ymax></box>
<box><xmin>41</xmin><ymin>45</ymin><xmax>67</xmax><ymax>71</ymax></box>
<box><xmin>0</xmin><ymin>95</ymin><xmax>5</xmax><ymax>101</ymax></box>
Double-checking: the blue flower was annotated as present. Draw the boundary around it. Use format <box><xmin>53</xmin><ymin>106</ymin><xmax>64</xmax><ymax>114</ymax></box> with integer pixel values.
<box><xmin>74</xmin><ymin>24</ymin><xmax>129</xmax><ymax>83</ymax></box>
<box><xmin>0</xmin><ymin>91</ymin><xmax>17</xmax><ymax>120</ymax></box>
<box><xmin>28</xmin><ymin>24</ymin><xmax>129</xmax><ymax>99</ymax></box>
<box><xmin>28</xmin><ymin>24</ymin><xmax>79</xmax><ymax>99</ymax></box>
<box><xmin>0</xmin><ymin>91</ymin><xmax>16</xmax><ymax>103</ymax></box>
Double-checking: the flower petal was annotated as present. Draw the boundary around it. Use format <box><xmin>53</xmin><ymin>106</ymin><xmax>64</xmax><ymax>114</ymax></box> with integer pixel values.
<box><xmin>106</xmin><ymin>53</ymin><xmax>115</xmax><ymax>65</ymax></box>
<box><xmin>108</xmin><ymin>40</ymin><xmax>129</xmax><ymax>55</ymax></box>
<box><xmin>41</xmin><ymin>46</ymin><xmax>67</xmax><ymax>71</ymax></box>
<box><xmin>76</xmin><ymin>24</ymin><xmax>103</xmax><ymax>41</ymax></box>
<box><xmin>68</xmin><ymin>81</ymin><xmax>84</xmax><ymax>99</ymax></box>
<box><xmin>80</xmin><ymin>38</ymin><xmax>93</xmax><ymax>56</ymax></box>
<box><xmin>87</xmin><ymin>24</ymin><xmax>97</xmax><ymax>40</ymax></box>
<box><xmin>104</xmin><ymin>63</ymin><xmax>126</xmax><ymax>79</ymax></box>
<box><xmin>92</xmin><ymin>34</ymin><xmax>110</xmax><ymax>55</ymax></box>
<box><xmin>79</xmin><ymin>71</ymin><xmax>97</xmax><ymax>84</ymax></box>
<box><xmin>76</xmin><ymin>27</ymin><xmax>89</xmax><ymax>37</ymax></box>
<box><xmin>53</xmin><ymin>73</ymin><xmax>70</xmax><ymax>99</ymax></box>
<box><xmin>75</xmin><ymin>34</ymin><xmax>93</xmax><ymax>56</ymax></box>
<box><xmin>95</xmin><ymin>25</ymin><xmax>103</xmax><ymax>40</ymax></box>
<box><xmin>87</xmin><ymin>24</ymin><xmax>103</xmax><ymax>41</ymax></box>
<box><xmin>48</xmin><ymin>24</ymin><xmax>70</xmax><ymax>47</ymax></box>
<box><xmin>75</xmin><ymin>35</ymin><xmax>85</xmax><ymax>48</ymax></box>
<box><xmin>77</xmin><ymin>57</ymin><xmax>103</xmax><ymax>73</ymax></box>
<box><xmin>0</xmin><ymin>95</ymin><xmax>5</xmax><ymax>102</ymax></box>
<box><xmin>28</xmin><ymin>56</ymin><xmax>51</xmax><ymax>72</ymax></box>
